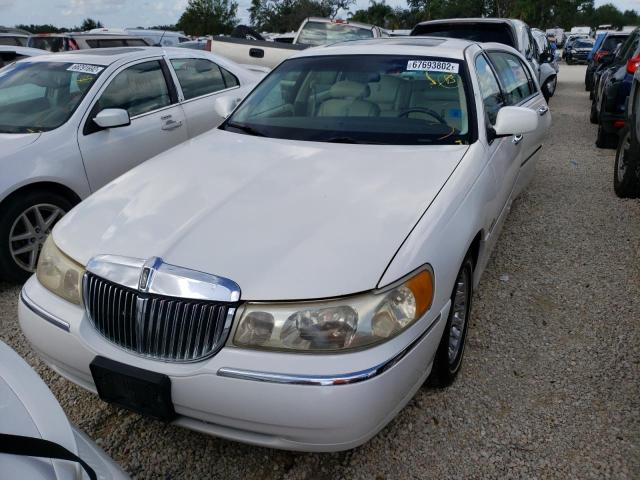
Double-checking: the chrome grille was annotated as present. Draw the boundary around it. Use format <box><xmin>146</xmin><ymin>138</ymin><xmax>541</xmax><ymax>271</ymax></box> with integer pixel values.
<box><xmin>84</xmin><ymin>273</ymin><xmax>234</xmax><ymax>362</ymax></box>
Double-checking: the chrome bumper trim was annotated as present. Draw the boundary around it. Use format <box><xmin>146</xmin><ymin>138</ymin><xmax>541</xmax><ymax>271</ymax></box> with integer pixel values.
<box><xmin>20</xmin><ymin>289</ymin><xmax>70</xmax><ymax>332</ymax></box>
<box><xmin>217</xmin><ymin>314</ymin><xmax>441</xmax><ymax>386</ymax></box>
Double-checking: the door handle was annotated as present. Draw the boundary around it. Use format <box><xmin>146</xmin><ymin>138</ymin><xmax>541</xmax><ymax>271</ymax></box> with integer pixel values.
<box><xmin>162</xmin><ymin>119</ymin><xmax>183</xmax><ymax>131</ymax></box>
<box><xmin>512</xmin><ymin>134</ymin><xmax>523</xmax><ymax>145</ymax></box>
<box><xmin>538</xmin><ymin>105</ymin><xmax>549</xmax><ymax>116</ymax></box>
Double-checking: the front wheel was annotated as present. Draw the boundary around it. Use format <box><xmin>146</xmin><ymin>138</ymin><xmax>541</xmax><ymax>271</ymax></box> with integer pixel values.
<box><xmin>614</xmin><ymin>128</ymin><xmax>640</xmax><ymax>198</ymax></box>
<box><xmin>428</xmin><ymin>254</ymin><xmax>473</xmax><ymax>388</ymax></box>
<box><xmin>0</xmin><ymin>191</ymin><xmax>72</xmax><ymax>283</ymax></box>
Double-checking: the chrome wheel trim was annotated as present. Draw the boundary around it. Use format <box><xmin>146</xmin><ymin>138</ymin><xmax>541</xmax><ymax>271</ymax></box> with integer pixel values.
<box><xmin>617</xmin><ymin>130</ymin><xmax>631</xmax><ymax>183</ymax></box>
<box><xmin>448</xmin><ymin>268</ymin><xmax>469</xmax><ymax>365</ymax></box>
<box><xmin>9</xmin><ymin>203</ymin><xmax>65</xmax><ymax>272</ymax></box>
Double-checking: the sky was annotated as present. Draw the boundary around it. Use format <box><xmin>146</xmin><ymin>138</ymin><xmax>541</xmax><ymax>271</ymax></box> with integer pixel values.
<box><xmin>1</xmin><ymin>0</ymin><xmax>640</xmax><ymax>29</ymax></box>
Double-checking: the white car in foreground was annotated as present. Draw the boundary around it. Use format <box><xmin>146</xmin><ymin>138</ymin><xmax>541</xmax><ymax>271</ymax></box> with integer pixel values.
<box><xmin>19</xmin><ymin>38</ymin><xmax>551</xmax><ymax>451</ymax></box>
<box><xmin>0</xmin><ymin>341</ymin><xmax>127</xmax><ymax>479</ymax></box>
<box><xmin>0</xmin><ymin>47</ymin><xmax>259</xmax><ymax>282</ymax></box>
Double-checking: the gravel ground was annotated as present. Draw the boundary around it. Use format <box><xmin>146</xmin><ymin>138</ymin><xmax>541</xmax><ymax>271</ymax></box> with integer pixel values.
<box><xmin>1</xmin><ymin>64</ymin><xmax>638</xmax><ymax>479</ymax></box>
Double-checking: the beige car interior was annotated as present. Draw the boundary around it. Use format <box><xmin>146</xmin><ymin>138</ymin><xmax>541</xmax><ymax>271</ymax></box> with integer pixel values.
<box><xmin>308</xmin><ymin>72</ymin><xmax>468</xmax><ymax>133</ymax></box>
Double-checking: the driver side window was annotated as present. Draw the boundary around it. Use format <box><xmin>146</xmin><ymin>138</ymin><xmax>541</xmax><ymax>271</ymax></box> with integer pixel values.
<box><xmin>475</xmin><ymin>55</ymin><xmax>503</xmax><ymax>126</ymax></box>
<box><xmin>97</xmin><ymin>60</ymin><xmax>171</xmax><ymax>118</ymax></box>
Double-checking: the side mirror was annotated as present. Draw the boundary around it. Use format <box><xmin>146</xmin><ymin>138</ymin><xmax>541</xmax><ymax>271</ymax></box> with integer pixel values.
<box><xmin>492</xmin><ymin>106</ymin><xmax>539</xmax><ymax>138</ymax></box>
<box><xmin>213</xmin><ymin>96</ymin><xmax>240</xmax><ymax>118</ymax></box>
<box><xmin>93</xmin><ymin>108</ymin><xmax>130</xmax><ymax>129</ymax></box>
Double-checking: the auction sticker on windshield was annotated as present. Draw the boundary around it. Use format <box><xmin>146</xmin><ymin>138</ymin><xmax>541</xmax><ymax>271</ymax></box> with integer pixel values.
<box><xmin>407</xmin><ymin>60</ymin><xmax>459</xmax><ymax>74</ymax></box>
<box><xmin>67</xmin><ymin>64</ymin><xmax>104</xmax><ymax>75</ymax></box>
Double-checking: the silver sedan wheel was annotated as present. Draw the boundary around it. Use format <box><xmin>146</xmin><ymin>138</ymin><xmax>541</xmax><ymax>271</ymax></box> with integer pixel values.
<box><xmin>9</xmin><ymin>203</ymin><xmax>65</xmax><ymax>272</ymax></box>
<box><xmin>448</xmin><ymin>268</ymin><xmax>470</xmax><ymax>365</ymax></box>
<box><xmin>617</xmin><ymin>130</ymin><xmax>631</xmax><ymax>183</ymax></box>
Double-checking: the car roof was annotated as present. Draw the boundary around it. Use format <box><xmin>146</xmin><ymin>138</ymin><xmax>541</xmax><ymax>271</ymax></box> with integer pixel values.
<box><xmin>291</xmin><ymin>37</ymin><xmax>480</xmax><ymax>60</ymax></box>
<box><xmin>18</xmin><ymin>46</ymin><xmax>219</xmax><ymax>66</ymax></box>
<box><xmin>19</xmin><ymin>46</ymin><xmax>170</xmax><ymax>66</ymax></box>
<box><xmin>415</xmin><ymin>17</ymin><xmax>523</xmax><ymax>28</ymax></box>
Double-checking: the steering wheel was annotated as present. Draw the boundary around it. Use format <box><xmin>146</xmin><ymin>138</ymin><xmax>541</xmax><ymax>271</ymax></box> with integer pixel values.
<box><xmin>398</xmin><ymin>107</ymin><xmax>448</xmax><ymax>125</ymax></box>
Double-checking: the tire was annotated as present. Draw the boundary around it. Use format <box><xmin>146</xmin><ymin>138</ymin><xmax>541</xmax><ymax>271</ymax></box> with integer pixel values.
<box><xmin>590</xmin><ymin>99</ymin><xmax>599</xmax><ymax>124</ymax></box>
<box><xmin>596</xmin><ymin>121</ymin><xmax>617</xmax><ymax>149</ymax></box>
<box><xmin>0</xmin><ymin>190</ymin><xmax>72</xmax><ymax>283</ymax></box>
<box><xmin>614</xmin><ymin>127</ymin><xmax>640</xmax><ymax>198</ymax></box>
<box><xmin>428</xmin><ymin>254</ymin><xmax>473</xmax><ymax>388</ymax></box>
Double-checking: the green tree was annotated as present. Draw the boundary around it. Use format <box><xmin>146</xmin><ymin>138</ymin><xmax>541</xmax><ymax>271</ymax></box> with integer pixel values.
<box><xmin>176</xmin><ymin>0</ymin><xmax>238</xmax><ymax>35</ymax></box>
<box><xmin>80</xmin><ymin>18</ymin><xmax>103</xmax><ymax>31</ymax></box>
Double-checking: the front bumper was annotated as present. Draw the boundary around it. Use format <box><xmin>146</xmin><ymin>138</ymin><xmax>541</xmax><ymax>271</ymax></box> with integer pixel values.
<box><xmin>19</xmin><ymin>276</ymin><xmax>448</xmax><ymax>452</ymax></box>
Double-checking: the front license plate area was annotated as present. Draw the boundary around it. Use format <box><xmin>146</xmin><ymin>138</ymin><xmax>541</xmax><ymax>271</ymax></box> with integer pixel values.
<box><xmin>90</xmin><ymin>356</ymin><xmax>175</xmax><ymax>421</ymax></box>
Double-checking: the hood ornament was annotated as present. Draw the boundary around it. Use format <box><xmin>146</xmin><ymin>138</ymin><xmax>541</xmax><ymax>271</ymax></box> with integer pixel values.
<box><xmin>86</xmin><ymin>255</ymin><xmax>241</xmax><ymax>302</ymax></box>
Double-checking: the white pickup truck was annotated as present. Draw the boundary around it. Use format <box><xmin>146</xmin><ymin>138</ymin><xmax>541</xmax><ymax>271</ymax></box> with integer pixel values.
<box><xmin>206</xmin><ymin>17</ymin><xmax>386</xmax><ymax>68</ymax></box>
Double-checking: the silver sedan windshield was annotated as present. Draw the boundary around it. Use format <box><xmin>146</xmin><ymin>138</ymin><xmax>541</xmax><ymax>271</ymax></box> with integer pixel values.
<box><xmin>0</xmin><ymin>61</ymin><xmax>102</xmax><ymax>133</ymax></box>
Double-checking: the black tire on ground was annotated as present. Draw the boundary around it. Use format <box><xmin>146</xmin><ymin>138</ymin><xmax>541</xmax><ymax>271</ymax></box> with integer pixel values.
<box><xmin>428</xmin><ymin>254</ymin><xmax>473</xmax><ymax>388</ymax></box>
<box><xmin>613</xmin><ymin>127</ymin><xmax>640</xmax><ymax>198</ymax></box>
<box><xmin>590</xmin><ymin>100</ymin><xmax>599</xmax><ymax>124</ymax></box>
<box><xmin>595</xmin><ymin>122</ymin><xmax>617</xmax><ymax>149</ymax></box>
<box><xmin>0</xmin><ymin>190</ymin><xmax>73</xmax><ymax>283</ymax></box>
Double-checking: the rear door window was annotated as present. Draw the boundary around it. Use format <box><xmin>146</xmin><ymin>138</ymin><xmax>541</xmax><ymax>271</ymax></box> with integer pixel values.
<box><xmin>170</xmin><ymin>58</ymin><xmax>227</xmax><ymax>100</ymax></box>
<box><xmin>487</xmin><ymin>52</ymin><xmax>535</xmax><ymax>105</ymax></box>
<box><xmin>411</xmin><ymin>23</ymin><xmax>516</xmax><ymax>48</ymax></box>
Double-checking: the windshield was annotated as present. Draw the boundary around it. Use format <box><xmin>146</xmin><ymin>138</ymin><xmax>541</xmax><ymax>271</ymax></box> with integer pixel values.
<box><xmin>0</xmin><ymin>61</ymin><xmax>102</xmax><ymax>133</ymax></box>
<box><xmin>602</xmin><ymin>35</ymin><xmax>627</xmax><ymax>52</ymax></box>
<box><xmin>297</xmin><ymin>22</ymin><xmax>374</xmax><ymax>47</ymax></box>
<box><xmin>574</xmin><ymin>39</ymin><xmax>594</xmax><ymax>49</ymax></box>
<box><xmin>27</xmin><ymin>36</ymin><xmax>65</xmax><ymax>52</ymax></box>
<box><xmin>223</xmin><ymin>55</ymin><xmax>470</xmax><ymax>145</ymax></box>
<box><xmin>412</xmin><ymin>23</ymin><xmax>515</xmax><ymax>48</ymax></box>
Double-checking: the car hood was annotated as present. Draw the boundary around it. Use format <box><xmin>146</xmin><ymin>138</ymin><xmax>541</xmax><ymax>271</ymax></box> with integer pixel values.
<box><xmin>0</xmin><ymin>132</ymin><xmax>41</xmax><ymax>158</ymax></box>
<box><xmin>55</xmin><ymin>130</ymin><xmax>468</xmax><ymax>300</ymax></box>
<box><xmin>0</xmin><ymin>341</ymin><xmax>78</xmax><ymax>480</ymax></box>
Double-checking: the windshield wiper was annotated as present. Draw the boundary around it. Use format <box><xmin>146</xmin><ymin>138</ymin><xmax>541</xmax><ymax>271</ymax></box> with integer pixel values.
<box><xmin>224</xmin><ymin>121</ymin><xmax>265</xmax><ymax>137</ymax></box>
<box><xmin>325</xmin><ymin>136</ymin><xmax>368</xmax><ymax>144</ymax></box>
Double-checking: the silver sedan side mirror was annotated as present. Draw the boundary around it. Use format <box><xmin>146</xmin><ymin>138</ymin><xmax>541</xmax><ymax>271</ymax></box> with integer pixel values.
<box><xmin>93</xmin><ymin>108</ymin><xmax>131</xmax><ymax>129</ymax></box>
<box><xmin>493</xmin><ymin>106</ymin><xmax>539</xmax><ymax>137</ymax></box>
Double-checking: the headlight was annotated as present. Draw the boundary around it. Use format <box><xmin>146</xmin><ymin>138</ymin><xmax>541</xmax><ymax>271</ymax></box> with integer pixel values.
<box><xmin>36</xmin><ymin>236</ymin><xmax>85</xmax><ymax>305</ymax></box>
<box><xmin>233</xmin><ymin>268</ymin><xmax>434</xmax><ymax>352</ymax></box>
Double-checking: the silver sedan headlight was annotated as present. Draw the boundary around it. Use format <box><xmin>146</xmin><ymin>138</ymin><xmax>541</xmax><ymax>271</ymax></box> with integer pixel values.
<box><xmin>36</xmin><ymin>236</ymin><xmax>85</xmax><ymax>305</ymax></box>
<box><xmin>233</xmin><ymin>268</ymin><xmax>434</xmax><ymax>352</ymax></box>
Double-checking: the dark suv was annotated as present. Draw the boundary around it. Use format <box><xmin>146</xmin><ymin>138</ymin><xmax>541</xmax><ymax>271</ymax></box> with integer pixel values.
<box><xmin>585</xmin><ymin>32</ymin><xmax>629</xmax><ymax>92</ymax></box>
<box><xmin>591</xmin><ymin>28</ymin><xmax>640</xmax><ymax>148</ymax></box>
<box><xmin>614</xmin><ymin>69</ymin><xmax>640</xmax><ymax>197</ymax></box>
<box><xmin>565</xmin><ymin>37</ymin><xmax>594</xmax><ymax>64</ymax></box>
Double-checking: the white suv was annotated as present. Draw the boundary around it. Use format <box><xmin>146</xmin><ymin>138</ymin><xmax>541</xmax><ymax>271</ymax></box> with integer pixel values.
<box><xmin>0</xmin><ymin>47</ymin><xmax>259</xmax><ymax>281</ymax></box>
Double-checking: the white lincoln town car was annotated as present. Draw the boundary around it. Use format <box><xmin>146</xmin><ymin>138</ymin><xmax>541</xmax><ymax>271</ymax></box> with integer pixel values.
<box><xmin>19</xmin><ymin>38</ymin><xmax>551</xmax><ymax>451</ymax></box>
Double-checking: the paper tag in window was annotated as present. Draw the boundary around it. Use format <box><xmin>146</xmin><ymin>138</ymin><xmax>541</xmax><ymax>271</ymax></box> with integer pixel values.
<box><xmin>406</xmin><ymin>60</ymin><xmax>459</xmax><ymax>74</ymax></box>
<box><xmin>67</xmin><ymin>64</ymin><xmax>104</xmax><ymax>75</ymax></box>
